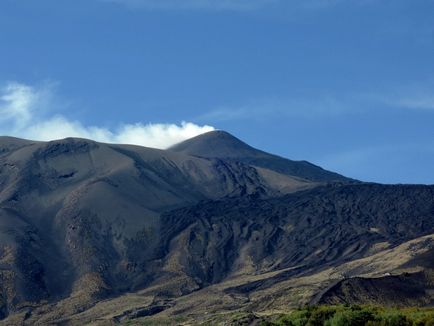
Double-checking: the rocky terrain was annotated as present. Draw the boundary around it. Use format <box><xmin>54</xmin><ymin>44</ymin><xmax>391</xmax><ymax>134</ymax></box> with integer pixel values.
<box><xmin>0</xmin><ymin>131</ymin><xmax>433</xmax><ymax>325</ymax></box>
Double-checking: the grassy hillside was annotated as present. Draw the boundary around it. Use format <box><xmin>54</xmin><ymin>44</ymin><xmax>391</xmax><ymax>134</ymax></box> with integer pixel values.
<box><xmin>121</xmin><ymin>305</ymin><xmax>434</xmax><ymax>325</ymax></box>
<box><xmin>262</xmin><ymin>305</ymin><xmax>434</xmax><ymax>326</ymax></box>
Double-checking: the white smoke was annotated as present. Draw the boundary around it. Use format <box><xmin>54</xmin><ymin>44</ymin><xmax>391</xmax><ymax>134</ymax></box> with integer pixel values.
<box><xmin>0</xmin><ymin>82</ymin><xmax>214</xmax><ymax>148</ymax></box>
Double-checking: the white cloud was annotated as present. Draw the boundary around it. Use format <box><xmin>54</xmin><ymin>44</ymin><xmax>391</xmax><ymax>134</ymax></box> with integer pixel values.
<box><xmin>196</xmin><ymin>97</ymin><xmax>351</xmax><ymax>122</ymax></box>
<box><xmin>98</xmin><ymin>0</ymin><xmax>378</xmax><ymax>12</ymax></box>
<box><xmin>363</xmin><ymin>87</ymin><xmax>434</xmax><ymax>111</ymax></box>
<box><xmin>0</xmin><ymin>82</ymin><xmax>214</xmax><ymax>149</ymax></box>
<box><xmin>100</xmin><ymin>0</ymin><xmax>278</xmax><ymax>11</ymax></box>
<box><xmin>0</xmin><ymin>82</ymin><xmax>52</xmax><ymax>129</ymax></box>
<box><xmin>197</xmin><ymin>88</ymin><xmax>434</xmax><ymax>123</ymax></box>
<box><xmin>393</xmin><ymin>96</ymin><xmax>434</xmax><ymax>111</ymax></box>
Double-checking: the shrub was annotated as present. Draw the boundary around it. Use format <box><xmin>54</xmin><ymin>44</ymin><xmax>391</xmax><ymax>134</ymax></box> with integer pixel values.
<box><xmin>266</xmin><ymin>305</ymin><xmax>434</xmax><ymax>326</ymax></box>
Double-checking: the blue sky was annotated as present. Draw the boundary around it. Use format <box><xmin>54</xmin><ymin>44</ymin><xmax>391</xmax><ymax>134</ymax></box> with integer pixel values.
<box><xmin>1</xmin><ymin>0</ymin><xmax>434</xmax><ymax>184</ymax></box>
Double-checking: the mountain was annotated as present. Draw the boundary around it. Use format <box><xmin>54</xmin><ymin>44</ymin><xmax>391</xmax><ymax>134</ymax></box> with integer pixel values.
<box><xmin>169</xmin><ymin>130</ymin><xmax>352</xmax><ymax>182</ymax></box>
<box><xmin>0</xmin><ymin>133</ymin><xmax>433</xmax><ymax>325</ymax></box>
<box><xmin>0</xmin><ymin>135</ymin><xmax>316</xmax><ymax>322</ymax></box>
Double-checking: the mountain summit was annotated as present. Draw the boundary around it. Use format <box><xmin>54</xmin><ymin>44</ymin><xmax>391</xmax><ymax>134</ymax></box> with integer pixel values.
<box><xmin>170</xmin><ymin>130</ymin><xmax>352</xmax><ymax>182</ymax></box>
<box><xmin>169</xmin><ymin>130</ymin><xmax>262</xmax><ymax>158</ymax></box>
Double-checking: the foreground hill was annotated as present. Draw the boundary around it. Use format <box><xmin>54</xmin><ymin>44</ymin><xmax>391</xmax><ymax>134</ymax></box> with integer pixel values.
<box><xmin>0</xmin><ymin>133</ymin><xmax>433</xmax><ymax>325</ymax></box>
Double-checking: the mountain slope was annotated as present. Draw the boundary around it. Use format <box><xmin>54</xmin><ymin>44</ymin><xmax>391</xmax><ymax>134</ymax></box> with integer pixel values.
<box><xmin>0</xmin><ymin>136</ymin><xmax>315</xmax><ymax>320</ymax></box>
<box><xmin>169</xmin><ymin>130</ymin><xmax>352</xmax><ymax>182</ymax></box>
<box><xmin>154</xmin><ymin>183</ymin><xmax>434</xmax><ymax>288</ymax></box>
<box><xmin>3</xmin><ymin>181</ymin><xmax>434</xmax><ymax>324</ymax></box>
<box><xmin>0</xmin><ymin>134</ymin><xmax>433</xmax><ymax>324</ymax></box>
<box><xmin>316</xmin><ymin>272</ymin><xmax>434</xmax><ymax>307</ymax></box>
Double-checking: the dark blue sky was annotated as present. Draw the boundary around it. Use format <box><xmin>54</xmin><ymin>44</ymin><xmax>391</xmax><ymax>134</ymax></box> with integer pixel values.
<box><xmin>1</xmin><ymin>0</ymin><xmax>434</xmax><ymax>184</ymax></box>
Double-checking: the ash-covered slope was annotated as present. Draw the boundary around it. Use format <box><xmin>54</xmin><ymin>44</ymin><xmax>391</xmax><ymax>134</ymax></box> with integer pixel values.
<box><xmin>1</xmin><ymin>133</ymin><xmax>433</xmax><ymax>324</ymax></box>
<box><xmin>8</xmin><ymin>182</ymin><xmax>434</xmax><ymax>325</ymax></box>
<box><xmin>157</xmin><ymin>183</ymin><xmax>434</xmax><ymax>287</ymax></box>
<box><xmin>316</xmin><ymin>272</ymin><xmax>434</xmax><ymax>307</ymax></box>
<box><xmin>0</xmin><ymin>135</ymin><xmax>314</xmax><ymax>319</ymax></box>
<box><xmin>169</xmin><ymin>130</ymin><xmax>352</xmax><ymax>182</ymax></box>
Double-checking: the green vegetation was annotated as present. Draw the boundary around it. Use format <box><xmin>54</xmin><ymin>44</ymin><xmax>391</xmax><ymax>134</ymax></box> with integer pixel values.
<box><xmin>262</xmin><ymin>305</ymin><xmax>434</xmax><ymax>326</ymax></box>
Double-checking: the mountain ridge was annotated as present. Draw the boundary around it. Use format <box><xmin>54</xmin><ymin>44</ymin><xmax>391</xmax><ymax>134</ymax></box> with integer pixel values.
<box><xmin>169</xmin><ymin>130</ymin><xmax>353</xmax><ymax>183</ymax></box>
